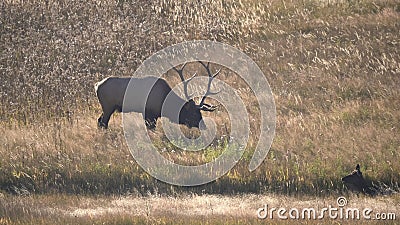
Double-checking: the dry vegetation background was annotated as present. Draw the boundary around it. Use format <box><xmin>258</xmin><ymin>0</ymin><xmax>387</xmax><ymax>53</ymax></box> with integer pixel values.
<box><xmin>0</xmin><ymin>0</ymin><xmax>399</xmax><ymax>224</ymax></box>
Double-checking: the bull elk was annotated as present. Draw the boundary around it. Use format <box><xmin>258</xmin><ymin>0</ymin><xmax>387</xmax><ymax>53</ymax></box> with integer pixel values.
<box><xmin>95</xmin><ymin>61</ymin><xmax>220</xmax><ymax>130</ymax></box>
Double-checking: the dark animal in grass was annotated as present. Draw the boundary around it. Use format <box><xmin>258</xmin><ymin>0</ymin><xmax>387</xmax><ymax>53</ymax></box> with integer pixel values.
<box><xmin>342</xmin><ymin>164</ymin><xmax>376</xmax><ymax>196</ymax></box>
<box><xmin>95</xmin><ymin>61</ymin><xmax>220</xmax><ymax>129</ymax></box>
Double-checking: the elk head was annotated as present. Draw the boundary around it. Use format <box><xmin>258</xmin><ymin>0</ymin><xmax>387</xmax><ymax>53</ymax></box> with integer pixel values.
<box><xmin>171</xmin><ymin>61</ymin><xmax>221</xmax><ymax>129</ymax></box>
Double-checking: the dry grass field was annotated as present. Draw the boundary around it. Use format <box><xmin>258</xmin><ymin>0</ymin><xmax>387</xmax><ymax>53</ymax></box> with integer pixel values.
<box><xmin>0</xmin><ymin>0</ymin><xmax>399</xmax><ymax>224</ymax></box>
<box><xmin>0</xmin><ymin>193</ymin><xmax>399</xmax><ymax>224</ymax></box>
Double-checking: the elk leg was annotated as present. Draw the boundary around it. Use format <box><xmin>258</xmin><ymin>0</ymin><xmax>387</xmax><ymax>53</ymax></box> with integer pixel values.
<box><xmin>97</xmin><ymin>113</ymin><xmax>104</xmax><ymax>127</ymax></box>
<box><xmin>99</xmin><ymin>109</ymin><xmax>114</xmax><ymax>129</ymax></box>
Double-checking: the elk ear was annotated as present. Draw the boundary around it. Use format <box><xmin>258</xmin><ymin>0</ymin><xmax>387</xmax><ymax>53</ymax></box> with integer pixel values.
<box><xmin>188</xmin><ymin>99</ymin><xmax>196</xmax><ymax>106</ymax></box>
<box><xmin>356</xmin><ymin>164</ymin><xmax>360</xmax><ymax>171</ymax></box>
<box><xmin>355</xmin><ymin>164</ymin><xmax>363</xmax><ymax>176</ymax></box>
<box><xmin>184</xmin><ymin>100</ymin><xmax>195</xmax><ymax>110</ymax></box>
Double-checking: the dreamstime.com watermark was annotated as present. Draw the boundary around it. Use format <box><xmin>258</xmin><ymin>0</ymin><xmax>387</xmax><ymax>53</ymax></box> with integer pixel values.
<box><xmin>257</xmin><ymin>197</ymin><xmax>396</xmax><ymax>221</ymax></box>
<box><xmin>122</xmin><ymin>40</ymin><xmax>276</xmax><ymax>186</ymax></box>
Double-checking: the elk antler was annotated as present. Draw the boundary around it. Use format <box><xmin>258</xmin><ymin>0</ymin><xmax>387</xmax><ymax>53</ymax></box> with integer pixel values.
<box><xmin>171</xmin><ymin>62</ymin><xmax>197</xmax><ymax>100</ymax></box>
<box><xmin>198</xmin><ymin>61</ymin><xmax>221</xmax><ymax>111</ymax></box>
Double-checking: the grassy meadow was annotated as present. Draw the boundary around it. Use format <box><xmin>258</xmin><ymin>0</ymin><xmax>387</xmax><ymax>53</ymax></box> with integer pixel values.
<box><xmin>0</xmin><ymin>0</ymin><xmax>399</xmax><ymax>223</ymax></box>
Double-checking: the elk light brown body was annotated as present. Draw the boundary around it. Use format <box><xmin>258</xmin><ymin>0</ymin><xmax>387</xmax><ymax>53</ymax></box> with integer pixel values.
<box><xmin>95</xmin><ymin>61</ymin><xmax>220</xmax><ymax>129</ymax></box>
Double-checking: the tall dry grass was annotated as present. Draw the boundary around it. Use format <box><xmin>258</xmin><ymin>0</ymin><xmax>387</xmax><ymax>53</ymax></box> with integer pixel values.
<box><xmin>0</xmin><ymin>0</ymin><xmax>399</xmax><ymax>197</ymax></box>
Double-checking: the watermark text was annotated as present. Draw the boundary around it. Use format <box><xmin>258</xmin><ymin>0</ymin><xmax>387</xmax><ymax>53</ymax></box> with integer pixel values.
<box><xmin>257</xmin><ymin>197</ymin><xmax>396</xmax><ymax>221</ymax></box>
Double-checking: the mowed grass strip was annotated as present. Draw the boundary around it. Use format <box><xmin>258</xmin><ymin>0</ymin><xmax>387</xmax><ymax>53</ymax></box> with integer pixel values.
<box><xmin>0</xmin><ymin>0</ymin><xmax>399</xmax><ymax>196</ymax></box>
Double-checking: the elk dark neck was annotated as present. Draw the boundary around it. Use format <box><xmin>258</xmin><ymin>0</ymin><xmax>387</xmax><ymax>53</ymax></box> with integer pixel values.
<box><xmin>160</xmin><ymin>93</ymin><xmax>188</xmax><ymax>124</ymax></box>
